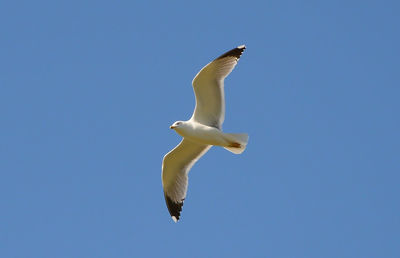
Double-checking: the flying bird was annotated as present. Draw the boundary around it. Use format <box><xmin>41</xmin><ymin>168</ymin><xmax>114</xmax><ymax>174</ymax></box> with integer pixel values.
<box><xmin>162</xmin><ymin>45</ymin><xmax>248</xmax><ymax>222</ymax></box>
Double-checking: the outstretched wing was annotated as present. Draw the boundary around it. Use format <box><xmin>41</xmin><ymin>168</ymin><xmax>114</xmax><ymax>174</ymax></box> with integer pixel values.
<box><xmin>162</xmin><ymin>139</ymin><xmax>211</xmax><ymax>222</ymax></box>
<box><xmin>191</xmin><ymin>45</ymin><xmax>246</xmax><ymax>129</ymax></box>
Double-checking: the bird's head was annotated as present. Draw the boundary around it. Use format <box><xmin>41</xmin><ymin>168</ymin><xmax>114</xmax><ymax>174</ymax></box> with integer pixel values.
<box><xmin>170</xmin><ymin>121</ymin><xmax>184</xmax><ymax>130</ymax></box>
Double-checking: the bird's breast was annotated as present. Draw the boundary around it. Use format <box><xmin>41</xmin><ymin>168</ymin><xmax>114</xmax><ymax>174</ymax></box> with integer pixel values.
<box><xmin>177</xmin><ymin>124</ymin><xmax>227</xmax><ymax>146</ymax></box>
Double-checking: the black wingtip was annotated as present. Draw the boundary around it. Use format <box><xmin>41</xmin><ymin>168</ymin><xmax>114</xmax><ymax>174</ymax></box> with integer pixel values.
<box><xmin>216</xmin><ymin>45</ymin><xmax>246</xmax><ymax>60</ymax></box>
<box><xmin>164</xmin><ymin>193</ymin><xmax>184</xmax><ymax>222</ymax></box>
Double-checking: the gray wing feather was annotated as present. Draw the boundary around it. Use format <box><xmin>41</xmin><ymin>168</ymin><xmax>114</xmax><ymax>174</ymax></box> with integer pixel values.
<box><xmin>191</xmin><ymin>45</ymin><xmax>246</xmax><ymax>128</ymax></box>
<box><xmin>162</xmin><ymin>139</ymin><xmax>211</xmax><ymax>221</ymax></box>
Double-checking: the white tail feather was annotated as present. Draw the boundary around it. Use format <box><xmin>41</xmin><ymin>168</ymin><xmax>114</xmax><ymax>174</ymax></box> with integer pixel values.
<box><xmin>223</xmin><ymin>133</ymin><xmax>249</xmax><ymax>154</ymax></box>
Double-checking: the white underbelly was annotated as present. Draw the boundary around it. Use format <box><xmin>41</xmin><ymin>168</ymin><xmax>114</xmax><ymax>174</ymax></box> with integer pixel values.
<box><xmin>178</xmin><ymin>125</ymin><xmax>228</xmax><ymax>146</ymax></box>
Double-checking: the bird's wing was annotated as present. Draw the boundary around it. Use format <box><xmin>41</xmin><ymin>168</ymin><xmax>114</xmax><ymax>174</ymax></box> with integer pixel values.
<box><xmin>191</xmin><ymin>45</ymin><xmax>246</xmax><ymax>129</ymax></box>
<box><xmin>162</xmin><ymin>139</ymin><xmax>211</xmax><ymax>222</ymax></box>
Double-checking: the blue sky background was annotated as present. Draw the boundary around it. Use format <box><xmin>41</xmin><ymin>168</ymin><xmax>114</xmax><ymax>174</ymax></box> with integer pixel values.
<box><xmin>1</xmin><ymin>1</ymin><xmax>399</xmax><ymax>257</ymax></box>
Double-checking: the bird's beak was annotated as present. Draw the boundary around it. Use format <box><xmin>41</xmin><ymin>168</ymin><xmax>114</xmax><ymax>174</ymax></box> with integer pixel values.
<box><xmin>170</xmin><ymin>125</ymin><xmax>175</xmax><ymax>129</ymax></box>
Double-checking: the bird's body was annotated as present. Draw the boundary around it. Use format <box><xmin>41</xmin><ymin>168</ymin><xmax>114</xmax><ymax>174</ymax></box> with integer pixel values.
<box><xmin>162</xmin><ymin>45</ymin><xmax>248</xmax><ymax>222</ymax></box>
<box><xmin>172</xmin><ymin>120</ymin><xmax>237</xmax><ymax>148</ymax></box>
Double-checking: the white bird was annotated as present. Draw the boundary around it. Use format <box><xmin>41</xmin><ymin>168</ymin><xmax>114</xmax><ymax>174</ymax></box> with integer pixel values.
<box><xmin>162</xmin><ymin>45</ymin><xmax>248</xmax><ymax>222</ymax></box>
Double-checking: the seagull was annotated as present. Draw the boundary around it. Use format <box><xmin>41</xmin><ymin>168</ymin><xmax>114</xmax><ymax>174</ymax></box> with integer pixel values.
<box><xmin>161</xmin><ymin>45</ymin><xmax>248</xmax><ymax>222</ymax></box>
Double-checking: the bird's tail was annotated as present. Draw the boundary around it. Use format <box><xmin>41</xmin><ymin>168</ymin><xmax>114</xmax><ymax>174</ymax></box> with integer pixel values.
<box><xmin>223</xmin><ymin>133</ymin><xmax>249</xmax><ymax>154</ymax></box>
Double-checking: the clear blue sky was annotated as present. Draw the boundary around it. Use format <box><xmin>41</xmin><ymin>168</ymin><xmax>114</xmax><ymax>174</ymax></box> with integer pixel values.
<box><xmin>1</xmin><ymin>1</ymin><xmax>399</xmax><ymax>257</ymax></box>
